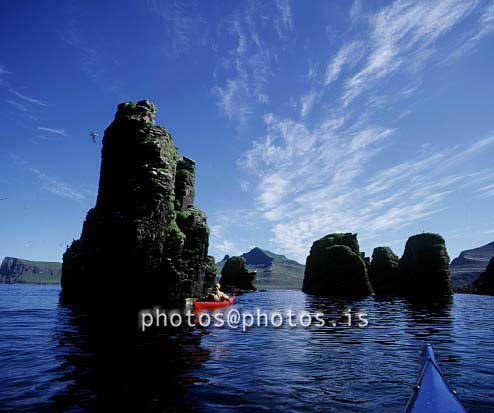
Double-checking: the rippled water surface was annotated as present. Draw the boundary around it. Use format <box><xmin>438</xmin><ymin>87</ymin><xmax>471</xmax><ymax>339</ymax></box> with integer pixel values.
<box><xmin>0</xmin><ymin>284</ymin><xmax>493</xmax><ymax>412</ymax></box>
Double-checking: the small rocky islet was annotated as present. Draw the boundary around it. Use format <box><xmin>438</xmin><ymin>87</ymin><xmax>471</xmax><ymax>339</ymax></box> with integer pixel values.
<box><xmin>53</xmin><ymin>100</ymin><xmax>493</xmax><ymax>304</ymax></box>
<box><xmin>219</xmin><ymin>256</ymin><xmax>257</xmax><ymax>292</ymax></box>
<box><xmin>215</xmin><ymin>247</ymin><xmax>305</xmax><ymax>290</ymax></box>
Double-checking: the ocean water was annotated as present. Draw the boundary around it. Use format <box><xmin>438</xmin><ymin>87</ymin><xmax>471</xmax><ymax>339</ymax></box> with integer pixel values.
<box><xmin>0</xmin><ymin>284</ymin><xmax>493</xmax><ymax>412</ymax></box>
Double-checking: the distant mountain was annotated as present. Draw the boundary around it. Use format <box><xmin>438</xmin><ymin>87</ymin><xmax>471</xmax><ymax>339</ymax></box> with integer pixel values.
<box><xmin>0</xmin><ymin>257</ymin><xmax>61</xmax><ymax>284</ymax></box>
<box><xmin>451</xmin><ymin>242</ymin><xmax>494</xmax><ymax>289</ymax></box>
<box><xmin>216</xmin><ymin>247</ymin><xmax>305</xmax><ymax>289</ymax></box>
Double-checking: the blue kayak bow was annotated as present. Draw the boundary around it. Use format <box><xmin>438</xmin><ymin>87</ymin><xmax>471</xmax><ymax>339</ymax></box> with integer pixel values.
<box><xmin>405</xmin><ymin>344</ymin><xmax>467</xmax><ymax>413</ymax></box>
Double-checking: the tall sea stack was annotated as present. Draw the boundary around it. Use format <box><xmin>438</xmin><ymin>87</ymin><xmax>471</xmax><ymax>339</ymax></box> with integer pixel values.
<box><xmin>61</xmin><ymin>100</ymin><xmax>215</xmax><ymax>307</ymax></box>
<box><xmin>398</xmin><ymin>233</ymin><xmax>452</xmax><ymax>297</ymax></box>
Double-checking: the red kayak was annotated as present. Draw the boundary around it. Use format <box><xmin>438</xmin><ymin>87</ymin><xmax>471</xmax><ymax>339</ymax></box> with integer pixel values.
<box><xmin>194</xmin><ymin>296</ymin><xmax>235</xmax><ymax>311</ymax></box>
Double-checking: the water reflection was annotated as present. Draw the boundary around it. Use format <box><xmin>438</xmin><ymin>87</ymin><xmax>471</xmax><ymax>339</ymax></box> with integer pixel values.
<box><xmin>403</xmin><ymin>297</ymin><xmax>464</xmax><ymax>390</ymax></box>
<box><xmin>301</xmin><ymin>295</ymin><xmax>409</xmax><ymax>411</ymax></box>
<box><xmin>51</xmin><ymin>305</ymin><xmax>210</xmax><ymax>412</ymax></box>
<box><xmin>404</xmin><ymin>298</ymin><xmax>454</xmax><ymax>342</ymax></box>
<box><xmin>1</xmin><ymin>286</ymin><xmax>493</xmax><ymax>413</ymax></box>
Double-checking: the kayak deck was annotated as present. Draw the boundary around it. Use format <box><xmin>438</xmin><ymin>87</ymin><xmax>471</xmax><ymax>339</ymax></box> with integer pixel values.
<box><xmin>194</xmin><ymin>296</ymin><xmax>235</xmax><ymax>310</ymax></box>
<box><xmin>405</xmin><ymin>344</ymin><xmax>467</xmax><ymax>413</ymax></box>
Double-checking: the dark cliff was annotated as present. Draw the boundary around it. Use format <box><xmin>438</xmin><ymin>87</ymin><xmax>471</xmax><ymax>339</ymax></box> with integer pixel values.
<box><xmin>302</xmin><ymin>233</ymin><xmax>373</xmax><ymax>296</ymax></box>
<box><xmin>0</xmin><ymin>257</ymin><xmax>61</xmax><ymax>284</ymax></box>
<box><xmin>451</xmin><ymin>241</ymin><xmax>494</xmax><ymax>289</ymax></box>
<box><xmin>61</xmin><ymin>100</ymin><xmax>215</xmax><ymax>306</ymax></box>
<box><xmin>470</xmin><ymin>257</ymin><xmax>494</xmax><ymax>295</ymax></box>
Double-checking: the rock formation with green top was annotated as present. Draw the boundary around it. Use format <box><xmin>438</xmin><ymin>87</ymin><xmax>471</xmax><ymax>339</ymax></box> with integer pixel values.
<box><xmin>61</xmin><ymin>100</ymin><xmax>215</xmax><ymax>306</ymax></box>
<box><xmin>302</xmin><ymin>233</ymin><xmax>373</xmax><ymax>296</ymax></box>
<box><xmin>219</xmin><ymin>256</ymin><xmax>257</xmax><ymax>291</ymax></box>
<box><xmin>368</xmin><ymin>246</ymin><xmax>400</xmax><ymax>295</ymax></box>
<box><xmin>398</xmin><ymin>233</ymin><xmax>452</xmax><ymax>297</ymax></box>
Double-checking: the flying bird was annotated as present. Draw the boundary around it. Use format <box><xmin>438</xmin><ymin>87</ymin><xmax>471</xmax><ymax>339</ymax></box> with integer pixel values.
<box><xmin>90</xmin><ymin>131</ymin><xmax>98</xmax><ymax>143</ymax></box>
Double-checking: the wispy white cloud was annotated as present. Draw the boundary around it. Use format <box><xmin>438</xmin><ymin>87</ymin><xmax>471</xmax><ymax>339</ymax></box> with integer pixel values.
<box><xmin>211</xmin><ymin>239</ymin><xmax>238</xmax><ymax>257</ymax></box>
<box><xmin>0</xmin><ymin>64</ymin><xmax>9</xmax><ymax>76</ymax></box>
<box><xmin>9</xmin><ymin>155</ymin><xmax>92</xmax><ymax>206</ymax></box>
<box><xmin>342</xmin><ymin>0</ymin><xmax>481</xmax><ymax>106</ymax></box>
<box><xmin>6</xmin><ymin>100</ymin><xmax>28</xmax><ymax>112</ymax></box>
<box><xmin>37</xmin><ymin>127</ymin><xmax>67</xmax><ymax>137</ymax></box>
<box><xmin>214</xmin><ymin>79</ymin><xmax>252</xmax><ymax>125</ymax></box>
<box><xmin>30</xmin><ymin>168</ymin><xmax>91</xmax><ymax>206</ymax></box>
<box><xmin>61</xmin><ymin>15</ymin><xmax>122</xmax><ymax>95</ymax></box>
<box><xmin>300</xmin><ymin>92</ymin><xmax>316</xmax><ymax>117</ymax></box>
<box><xmin>477</xmin><ymin>183</ymin><xmax>494</xmax><ymax>199</ymax></box>
<box><xmin>275</xmin><ymin>0</ymin><xmax>294</xmax><ymax>36</ymax></box>
<box><xmin>350</xmin><ymin>0</ymin><xmax>363</xmax><ymax>23</ymax></box>
<box><xmin>207</xmin><ymin>208</ymin><xmax>267</xmax><ymax>259</ymax></box>
<box><xmin>212</xmin><ymin>1</ymin><xmax>292</xmax><ymax>128</ymax></box>
<box><xmin>10</xmin><ymin>89</ymin><xmax>47</xmax><ymax>106</ymax></box>
<box><xmin>324</xmin><ymin>41</ymin><xmax>364</xmax><ymax>86</ymax></box>
<box><xmin>144</xmin><ymin>0</ymin><xmax>209</xmax><ymax>56</ymax></box>
<box><xmin>446</xmin><ymin>2</ymin><xmax>494</xmax><ymax>62</ymax></box>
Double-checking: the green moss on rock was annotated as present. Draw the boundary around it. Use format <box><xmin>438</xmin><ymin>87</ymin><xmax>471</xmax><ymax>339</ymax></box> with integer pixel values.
<box><xmin>398</xmin><ymin>233</ymin><xmax>452</xmax><ymax>297</ymax></box>
<box><xmin>61</xmin><ymin>100</ymin><xmax>212</xmax><ymax>306</ymax></box>
<box><xmin>303</xmin><ymin>239</ymin><xmax>373</xmax><ymax>296</ymax></box>
<box><xmin>220</xmin><ymin>256</ymin><xmax>256</xmax><ymax>291</ymax></box>
<box><xmin>369</xmin><ymin>246</ymin><xmax>400</xmax><ymax>295</ymax></box>
<box><xmin>309</xmin><ymin>233</ymin><xmax>360</xmax><ymax>256</ymax></box>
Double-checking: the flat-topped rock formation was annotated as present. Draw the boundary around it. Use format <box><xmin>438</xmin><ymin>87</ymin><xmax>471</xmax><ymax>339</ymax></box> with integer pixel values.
<box><xmin>61</xmin><ymin>100</ymin><xmax>215</xmax><ymax>307</ymax></box>
<box><xmin>302</xmin><ymin>233</ymin><xmax>373</xmax><ymax>296</ymax></box>
<box><xmin>0</xmin><ymin>257</ymin><xmax>61</xmax><ymax>284</ymax></box>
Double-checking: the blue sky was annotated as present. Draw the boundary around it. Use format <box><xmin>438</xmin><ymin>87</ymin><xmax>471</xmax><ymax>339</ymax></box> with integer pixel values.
<box><xmin>0</xmin><ymin>0</ymin><xmax>493</xmax><ymax>264</ymax></box>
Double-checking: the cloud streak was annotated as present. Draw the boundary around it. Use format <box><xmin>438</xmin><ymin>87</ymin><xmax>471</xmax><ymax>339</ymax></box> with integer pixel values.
<box><xmin>144</xmin><ymin>0</ymin><xmax>210</xmax><ymax>56</ymax></box>
<box><xmin>30</xmin><ymin>168</ymin><xmax>91</xmax><ymax>206</ymax></box>
<box><xmin>10</xmin><ymin>89</ymin><xmax>47</xmax><ymax>106</ymax></box>
<box><xmin>0</xmin><ymin>64</ymin><xmax>9</xmax><ymax>76</ymax></box>
<box><xmin>324</xmin><ymin>41</ymin><xmax>364</xmax><ymax>86</ymax></box>
<box><xmin>212</xmin><ymin>1</ymin><xmax>293</xmax><ymax>128</ymax></box>
<box><xmin>37</xmin><ymin>126</ymin><xmax>67</xmax><ymax>137</ymax></box>
<box><xmin>341</xmin><ymin>0</ymin><xmax>481</xmax><ymax>106</ymax></box>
